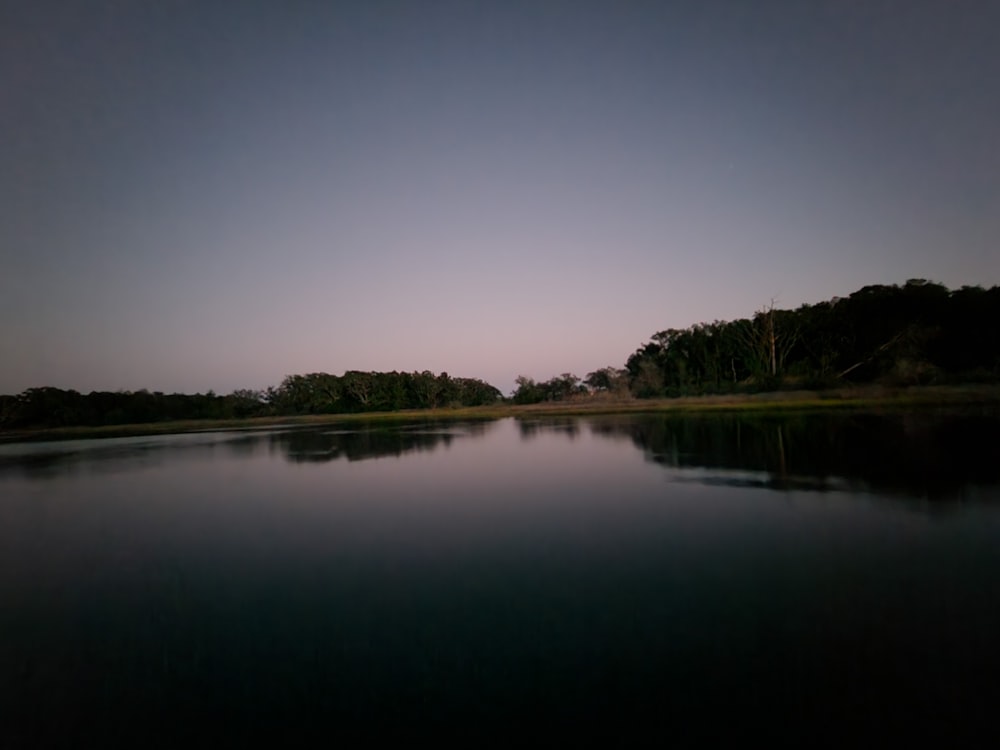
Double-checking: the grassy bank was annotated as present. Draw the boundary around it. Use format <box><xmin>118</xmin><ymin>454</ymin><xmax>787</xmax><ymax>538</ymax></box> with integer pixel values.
<box><xmin>3</xmin><ymin>384</ymin><xmax>999</xmax><ymax>443</ymax></box>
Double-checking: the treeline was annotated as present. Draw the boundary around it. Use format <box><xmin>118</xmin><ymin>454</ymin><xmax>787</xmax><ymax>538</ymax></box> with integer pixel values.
<box><xmin>513</xmin><ymin>280</ymin><xmax>1000</xmax><ymax>403</ymax></box>
<box><xmin>6</xmin><ymin>280</ymin><xmax>1000</xmax><ymax>428</ymax></box>
<box><xmin>265</xmin><ymin>371</ymin><xmax>502</xmax><ymax>413</ymax></box>
<box><xmin>0</xmin><ymin>370</ymin><xmax>502</xmax><ymax>431</ymax></box>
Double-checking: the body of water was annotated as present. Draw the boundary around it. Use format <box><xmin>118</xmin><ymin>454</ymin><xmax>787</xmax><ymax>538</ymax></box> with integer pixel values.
<box><xmin>2</xmin><ymin>411</ymin><xmax>999</xmax><ymax>743</ymax></box>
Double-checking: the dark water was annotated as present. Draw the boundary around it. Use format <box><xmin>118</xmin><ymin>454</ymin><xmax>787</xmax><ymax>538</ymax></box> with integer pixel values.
<box><xmin>2</xmin><ymin>411</ymin><xmax>999</xmax><ymax>744</ymax></box>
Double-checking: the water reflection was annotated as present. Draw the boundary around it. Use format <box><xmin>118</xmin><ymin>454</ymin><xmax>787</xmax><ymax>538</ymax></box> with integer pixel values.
<box><xmin>0</xmin><ymin>432</ymin><xmax>231</xmax><ymax>480</ymax></box>
<box><xmin>579</xmin><ymin>410</ymin><xmax>1000</xmax><ymax>499</ymax></box>
<box><xmin>3</xmin><ymin>412</ymin><xmax>1000</xmax><ymax>743</ymax></box>
<box><xmin>517</xmin><ymin>418</ymin><xmax>581</xmax><ymax>441</ymax></box>
<box><xmin>0</xmin><ymin>421</ymin><xmax>497</xmax><ymax>478</ymax></box>
<box><xmin>272</xmin><ymin>421</ymin><xmax>494</xmax><ymax>463</ymax></box>
<box><xmin>3</xmin><ymin>411</ymin><xmax>999</xmax><ymax>499</ymax></box>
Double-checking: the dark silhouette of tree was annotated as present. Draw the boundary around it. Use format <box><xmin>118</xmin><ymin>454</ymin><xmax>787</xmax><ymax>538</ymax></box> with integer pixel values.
<box><xmin>623</xmin><ymin>280</ymin><xmax>1000</xmax><ymax>398</ymax></box>
<box><xmin>0</xmin><ymin>370</ymin><xmax>502</xmax><ymax>431</ymax></box>
<box><xmin>2</xmin><ymin>280</ymin><xmax>998</xmax><ymax>429</ymax></box>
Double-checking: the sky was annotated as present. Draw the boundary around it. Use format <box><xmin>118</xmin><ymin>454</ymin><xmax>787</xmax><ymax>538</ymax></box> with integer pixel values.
<box><xmin>2</xmin><ymin>0</ymin><xmax>998</xmax><ymax>396</ymax></box>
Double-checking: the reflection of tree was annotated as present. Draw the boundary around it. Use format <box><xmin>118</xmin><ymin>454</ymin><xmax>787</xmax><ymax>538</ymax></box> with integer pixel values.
<box><xmin>0</xmin><ymin>422</ymin><xmax>498</xmax><ymax>478</ymax></box>
<box><xmin>517</xmin><ymin>419</ymin><xmax>581</xmax><ymax>441</ymax></box>
<box><xmin>0</xmin><ymin>448</ymin><xmax>89</xmax><ymax>479</ymax></box>
<box><xmin>271</xmin><ymin>422</ymin><xmax>493</xmax><ymax>463</ymax></box>
<box><xmin>586</xmin><ymin>411</ymin><xmax>1000</xmax><ymax>500</ymax></box>
<box><xmin>0</xmin><ymin>433</ymin><xmax>226</xmax><ymax>479</ymax></box>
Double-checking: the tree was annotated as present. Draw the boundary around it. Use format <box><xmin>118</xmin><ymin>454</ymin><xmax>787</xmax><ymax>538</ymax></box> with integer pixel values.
<box><xmin>512</xmin><ymin>376</ymin><xmax>544</xmax><ymax>404</ymax></box>
<box><xmin>631</xmin><ymin>361</ymin><xmax>664</xmax><ymax>398</ymax></box>
<box><xmin>585</xmin><ymin>367</ymin><xmax>629</xmax><ymax>394</ymax></box>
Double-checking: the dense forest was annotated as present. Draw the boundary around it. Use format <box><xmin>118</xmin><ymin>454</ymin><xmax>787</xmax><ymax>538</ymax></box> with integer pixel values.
<box><xmin>3</xmin><ymin>280</ymin><xmax>999</xmax><ymax>431</ymax></box>
<box><xmin>0</xmin><ymin>371</ymin><xmax>502</xmax><ymax>431</ymax></box>
<box><xmin>513</xmin><ymin>279</ymin><xmax>1000</xmax><ymax>403</ymax></box>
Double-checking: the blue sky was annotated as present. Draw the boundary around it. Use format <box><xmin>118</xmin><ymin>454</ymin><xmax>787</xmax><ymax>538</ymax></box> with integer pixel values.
<box><xmin>2</xmin><ymin>1</ymin><xmax>998</xmax><ymax>396</ymax></box>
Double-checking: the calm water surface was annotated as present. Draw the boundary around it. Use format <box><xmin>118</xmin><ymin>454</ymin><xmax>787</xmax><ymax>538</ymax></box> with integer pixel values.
<box><xmin>2</xmin><ymin>412</ymin><xmax>999</xmax><ymax>743</ymax></box>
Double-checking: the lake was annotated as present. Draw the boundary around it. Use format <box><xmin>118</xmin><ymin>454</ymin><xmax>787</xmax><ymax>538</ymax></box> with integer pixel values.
<box><xmin>2</xmin><ymin>410</ymin><xmax>999</xmax><ymax>744</ymax></box>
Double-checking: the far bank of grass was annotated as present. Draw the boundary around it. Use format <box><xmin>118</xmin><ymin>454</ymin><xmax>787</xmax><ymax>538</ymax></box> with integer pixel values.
<box><xmin>3</xmin><ymin>384</ymin><xmax>999</xmax><ymax>444</ymax></box>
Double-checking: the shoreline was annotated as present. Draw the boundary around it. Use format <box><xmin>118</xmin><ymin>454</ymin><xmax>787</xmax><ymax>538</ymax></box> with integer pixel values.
<box><xmin>3</xmin><ymin>384</ymin><xmax>999</xmax><ymax>444</ymax></box>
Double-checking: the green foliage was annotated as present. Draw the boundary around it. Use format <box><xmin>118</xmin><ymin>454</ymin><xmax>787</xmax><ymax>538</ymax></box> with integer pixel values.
<box><xmin>511</xmin><ymin>373</ymin><xmax>586</xmax><ymax>404</ymax></box>
<box><xmin>0</xmin><ymin>371</ymin><xmax>502</xmax><ymax>431</ymax></box>
<box><xmin>262</xmin><ymin>371</ymin><xmax>501</xmax><ymax>416</ymax></box>
<box><xmin>585</xmin><ymin>367</ymin><xmax>629</xmax><ymax>394</ymax></box>
<box><xmin>624</xmin><ymin>281</ymin><xmax>1000</xmax><ymax>399</ymax></box>
<box><xmin>511</xmin><ymin>376</ymin><xmax>544</xmax><ymax>405</ymax></box>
